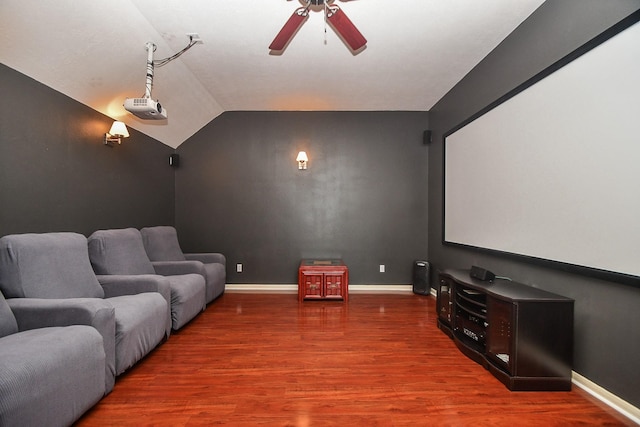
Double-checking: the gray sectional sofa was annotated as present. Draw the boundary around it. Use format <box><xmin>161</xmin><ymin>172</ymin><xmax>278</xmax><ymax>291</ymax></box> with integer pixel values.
<box><xmin>0</xmin><ymin>232</ymin><xmax>170</xmax><ymax>388</ymax></box>
<box><xmin>0</xmin><ymin>228</ymin><xmax>225</xmax><ymax>426</ymax></box>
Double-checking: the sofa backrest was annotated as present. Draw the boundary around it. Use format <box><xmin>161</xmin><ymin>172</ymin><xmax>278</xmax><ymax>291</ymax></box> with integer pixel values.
<box><xmin>0</xmin><ymin>233</ymin><xmax>104</xmax><ymax>299</ymax></box>
<box><xmin>140</xmin><ymin>226</ymin><xmax>186</xmax><ymax>262</ymax></box>
<box><xmin>0</xmin><ymin>290</ymin><xmax>18</xmax><ymax>338</ymax></box>
<box><xmin>88</xmin><ymin>228</ymin><xmax>155</xmax><ymax>275</ymax></box>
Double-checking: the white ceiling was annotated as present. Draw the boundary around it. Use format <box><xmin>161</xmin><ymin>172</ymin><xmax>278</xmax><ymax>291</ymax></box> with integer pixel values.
<box><xmin>0</xmin><ymin>0</ymin><xmax>545</xmax><ymax>148</ymax></box>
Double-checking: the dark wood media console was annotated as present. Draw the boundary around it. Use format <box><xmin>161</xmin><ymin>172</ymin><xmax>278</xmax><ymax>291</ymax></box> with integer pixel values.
<box><xmin>436</xmin><ymin>269</ymin><xmax>574</xmax><ymax>391</ymax></box>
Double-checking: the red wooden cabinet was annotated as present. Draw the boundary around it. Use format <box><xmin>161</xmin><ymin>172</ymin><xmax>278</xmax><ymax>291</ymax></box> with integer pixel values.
<box><xmin>298</xmin><ymin>259</ymin><xmax>348</xmax><ymax>302</ymax></box>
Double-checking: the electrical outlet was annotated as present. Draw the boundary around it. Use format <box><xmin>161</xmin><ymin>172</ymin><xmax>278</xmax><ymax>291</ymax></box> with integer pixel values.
<box><xmin>236</xmin><ymin>263</ymin><xmax>243</xmax><ymax>273</ymax></box>
<box><xmin>379</xmin><ymin>264</ymin><xmax>385</xmax><ymax>273</ymax></box>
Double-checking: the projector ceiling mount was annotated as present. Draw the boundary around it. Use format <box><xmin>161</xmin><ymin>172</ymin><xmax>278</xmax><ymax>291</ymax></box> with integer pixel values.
<box><xmin>269</xmin><ymin>0</ymin><xmax>367</xmax><ymax>53</ymax></box>
<box><xmin>124</xmin><ymin>36</ymin><xmax>200</xmax><ymax>120</ymax></box>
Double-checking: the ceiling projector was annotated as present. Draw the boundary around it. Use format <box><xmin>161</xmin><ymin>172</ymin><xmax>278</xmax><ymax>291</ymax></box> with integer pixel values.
<box><xmin>123</xmin><ymin>97</ymin><xmax>168</xmax><ymax>120</ymax></box>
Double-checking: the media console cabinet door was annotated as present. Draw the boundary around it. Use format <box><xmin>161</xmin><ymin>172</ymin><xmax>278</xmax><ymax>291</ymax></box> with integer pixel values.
<box><xmin>486</xmin><ymin>297</ymin><xmax>515</xmax><ymax>375</ymax></box>
<box><xmin>437</xmin><ymin>276</ymin><xmax>453</xmax><ymax>327</ymax></box>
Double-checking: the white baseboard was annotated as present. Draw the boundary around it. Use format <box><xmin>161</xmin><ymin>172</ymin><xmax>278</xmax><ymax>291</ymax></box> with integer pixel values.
<box><xmin>572</xmin><ymin>371</ymin><xmax>640</xmax><ymax>425</ymax></box>
<box><xmin>350</xmin><ymin>284</ymin><xmax>413</xmax><ymax>293</ymax></box>
<box><xmin>225</xmin><ymin>284</ymin><xmax>297</xmax><ymax>292</ymax></box>
<box><xmin>224</xmin><ymin>284</ymin><xmax>638</xmax><ymax>424</ymax></box>
<box><xmin>225</xmin><ymin>284</ymin><xmax>414</xmax><ymax>293</ymax></box>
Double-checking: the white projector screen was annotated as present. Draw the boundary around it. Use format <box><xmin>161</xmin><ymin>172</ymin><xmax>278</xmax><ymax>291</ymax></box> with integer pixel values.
<box><xmin>444</xmin><ymin>16</ymin><xmax>640</xmax><ymax>283</ymax></box>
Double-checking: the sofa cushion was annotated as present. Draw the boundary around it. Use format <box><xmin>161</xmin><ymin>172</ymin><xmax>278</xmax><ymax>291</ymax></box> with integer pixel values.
<box><xmin>107</xmin><ymin>293</ymin><xmax>168</xmax><ymax>375</ymax></box>
<box><xmin>0</xmin><ymin>325</ymin><xmax>106</xmax><ymax>426</ymax></box>
<box><xmin>0</xmin><ymin>233</ymin><xmax>104</xmax><ymax>299</ymax></box>
<box><xmin>140</xmin><ymin>226</ymin><xmax>186</xmax><ymax>262</ymax></box>
<box><xmin>166</xmin><ymin>274</ymin><xmax>206</xmax><ymax>330</ymax></box>
<box><xmin>88</xmin><ymin>228</ymin><xmax>156</xmax><ymax>275</ymax></box>
<box><xmin>0</xmin><ymin>291</ymin><xmax>18</xmax><ymax>338</ymax></box>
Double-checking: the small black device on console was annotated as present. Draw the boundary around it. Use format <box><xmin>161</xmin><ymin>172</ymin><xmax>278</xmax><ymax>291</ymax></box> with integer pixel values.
<box><xmin>469</xmin><ymin>265</ymin><xmax>495</xmax><ymax>282</ymax></box>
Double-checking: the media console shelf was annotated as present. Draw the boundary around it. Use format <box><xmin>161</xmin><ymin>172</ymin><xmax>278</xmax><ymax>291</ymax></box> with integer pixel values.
<box><xmin>437</xmin><ymin>269</ymin><xmax>574</xmax><ymax>391</ymax></box>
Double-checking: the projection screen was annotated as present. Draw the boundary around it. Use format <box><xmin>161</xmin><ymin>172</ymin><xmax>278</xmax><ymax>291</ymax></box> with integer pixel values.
<box><xmin>443</xmin><ymin>16</ymin><xmax>640</xmax><ymax>283</ymax></box>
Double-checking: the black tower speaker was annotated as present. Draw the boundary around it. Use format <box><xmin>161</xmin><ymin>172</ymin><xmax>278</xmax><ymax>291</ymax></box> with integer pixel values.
<box><xmin>412</xmin><ymin>260</ymin><xmax>431</xmax><ymax>295</ymax></box>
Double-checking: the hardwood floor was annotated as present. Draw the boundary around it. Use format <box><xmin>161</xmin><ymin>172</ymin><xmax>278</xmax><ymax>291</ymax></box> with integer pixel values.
<box><xmin>77</xmin><ymin>292</ymin><xmax>633</xmax><ymax>426</ymax></box>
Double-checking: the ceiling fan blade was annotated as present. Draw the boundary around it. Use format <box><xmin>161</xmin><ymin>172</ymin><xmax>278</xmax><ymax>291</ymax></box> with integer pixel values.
<box><xmin>326</xmin><ymin>5</ymin><xmax>367</xmax><ymax>51</ymax></box>
<box><xmin>269</xmin><ymin>7</ymin><xmax>309</xmax><ymax>51</ymax></box>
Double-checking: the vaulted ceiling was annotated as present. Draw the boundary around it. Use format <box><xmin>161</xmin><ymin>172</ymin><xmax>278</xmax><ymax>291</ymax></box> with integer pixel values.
<box><xmin>0</xmin><ymin>0</ymin><xmax>545</xmax><ymax>148</ymax></box>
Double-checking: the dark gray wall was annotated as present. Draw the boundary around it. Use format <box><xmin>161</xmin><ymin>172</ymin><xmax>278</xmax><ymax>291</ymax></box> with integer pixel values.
<box><xmin>428</xmin><ymin>0</ymin><xmax>640</xmax><ymax>408</ymax></box>
<box><xmin>176</xmin><ymin>111</ymin><xmax>429</xmax><ymax>285</ymax></box>
<box><xmin>0</xmin><ymin>64</ymin><xmax>175</xmax><ymax>236</ymax></box>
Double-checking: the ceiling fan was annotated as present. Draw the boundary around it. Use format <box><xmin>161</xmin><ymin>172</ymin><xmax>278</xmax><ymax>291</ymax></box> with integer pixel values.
<box><xmin>269</xmin><ymin>0</ymin><xmax>367</xmax><ymax>53</ymax></box>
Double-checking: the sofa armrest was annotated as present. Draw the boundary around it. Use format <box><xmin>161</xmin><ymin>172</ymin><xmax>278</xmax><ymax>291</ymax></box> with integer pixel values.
<box><xmin>7</xmin><ymin>297</ymin><xmax>114</xmax><ymax>331</ymax></box>
<box><xmin>151</xmin><ymin>260</ymin><xmax>206</xmax><ymax>277</ymax></box>
<box><xmin>96</xmin><ymin>274</ymin><xmax>171</xmax><ymax>300</ymax></box>
<box><xmin>95</xmin><ymin>274</ymin><xmax>172</xmax><ymax>336</ymax></box>
<box><xmin>7</xmin><ymin>297</ymin><xmax>117</xmax><ymax>393</ymax></box>
<box><xmin>185</xmin><ymin>253</ymin><xmax>226</xmax><ymax>266</ymax></box>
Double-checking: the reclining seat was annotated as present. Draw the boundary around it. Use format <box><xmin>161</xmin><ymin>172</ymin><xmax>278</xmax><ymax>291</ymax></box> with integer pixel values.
<box><xmin>0</xmin><ymin>290</ymin><xmax>106</xmax><ymax>426</ymax></box>
<box><xmin>140</xmin><ymin>226</ymin><xmax>226</xmax><ymax>303</ymax></box>
<box><xmin>88</xmin><ymin>228</ymin><xmax>206</xmax><ymax>331</ymax></box>
<box><xmin>0</xmin><ymin>232</ymin><xmax>170</xmax><ymax>390</ymax></box>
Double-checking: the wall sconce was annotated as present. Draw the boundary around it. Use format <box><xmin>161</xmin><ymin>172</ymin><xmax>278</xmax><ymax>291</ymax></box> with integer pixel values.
<box><xmin>296</xmin><ymin>151</ymin><xmax>308</xmax><ymax>170</ymax></box>
<box><xmin>104</xmin><ymin>121</ymin><xmax>130</xmax><ymax>146</ymax></box>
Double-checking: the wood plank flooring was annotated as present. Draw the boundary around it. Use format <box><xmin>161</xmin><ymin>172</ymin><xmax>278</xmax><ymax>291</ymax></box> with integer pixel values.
<box><xmin>76</xmin><ymin>292</ymin><xmax>633</xmax><ymax>426</ymax></box>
